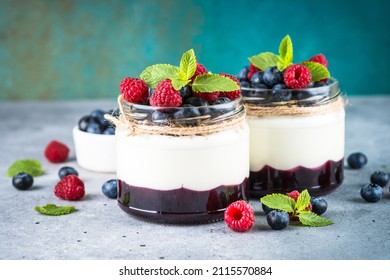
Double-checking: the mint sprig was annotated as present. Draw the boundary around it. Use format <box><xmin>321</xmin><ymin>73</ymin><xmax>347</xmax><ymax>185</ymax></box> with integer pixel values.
<box><xmin>34</xmin><ymin>204</ymin><xmax>75</xmax><ymax>216</ymax></box>
<box><xmin>7</xmin><ymin>159</ymin><xmax>44</xmax><ymax>177</ymax></box>
<box><xmin>140</xmin><ymin>64</ymin><xmax>180</xmax><ymax>88</ymax></box>
<box><xmin>192</xmin><ymin>74</ymin><xmax>240</xmax><ymax>93</ymax></box>
<box><xmin>179</xmin><ymin>49</ymin><xmax>197</xmax><ymax>81</ymax></box>
<box><xmin>300</xmin><ymin>61</ymin><xmax>330</xmax><ymax>82</ymax></box>
<box><xmin>260</xmin><ymin>190</ymin><xmax>333</xmax><ymax>227</ymax></box>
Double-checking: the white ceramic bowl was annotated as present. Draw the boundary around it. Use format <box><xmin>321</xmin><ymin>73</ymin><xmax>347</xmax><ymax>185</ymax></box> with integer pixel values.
<box><xmin>72</xmin><ymin>126</ymin><xmax>116</xmax><ymax>173</ymax></box>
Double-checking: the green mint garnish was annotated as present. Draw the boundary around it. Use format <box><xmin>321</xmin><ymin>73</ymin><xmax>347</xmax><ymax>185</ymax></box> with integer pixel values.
<box><xmin>7</xmin><ymin>159</ymin><xmax>44</xmax><ymax>177</ymax></box>
<box><xmin>301</xmin><ymin>61</ymin><xmax>330</xmax><ymax>82</ymax></box>
<box><xmin>260</xmin><ymin>189</ymin><xmax>333</xmax><ymax>227</ymax></box>
<box><xmin>179</xmin><ymin>48</ymin><xmax>197</xmax><ymax>81</ymax></box>
<box><xmin>192</xmin><ymin>74</ymin><xmax>240</xmax><ymax>93</ymax></box>
<box><xmin>34</xmin><ymin>204</ymin><xmax>75</xmax><ymax>216</ymax></box>
<box><xmin>277</xmin><ymin>34</ymin><xmax>293</xmax><ymax>71</ymax></box>
<box><xmin>139</xmin><ymin>64</ymin><xmax>180</xmax><ymax>88</ymax></box>
<box><xmin>248</xmin><ymin>52</ymin><xmax>279</xmax><ymax>71</ymax></box>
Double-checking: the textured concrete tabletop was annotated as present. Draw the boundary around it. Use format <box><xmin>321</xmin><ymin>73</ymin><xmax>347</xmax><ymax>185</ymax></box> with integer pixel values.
<box><xmin>0</xmin><ymin>96</ymin><xmax>389</xmax><ymax>260</ymax></box>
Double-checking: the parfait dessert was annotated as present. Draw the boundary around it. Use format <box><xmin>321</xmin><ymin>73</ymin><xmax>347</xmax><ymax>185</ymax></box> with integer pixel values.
<box><xmin>109</xmin><ymin>49</ymin><xmax>249</xmax><ymax>223</ymax></box>
<box><xmin>239</xmin><ymin>35</ymin><xmax>345</xmax><ymax>198</ymax></box>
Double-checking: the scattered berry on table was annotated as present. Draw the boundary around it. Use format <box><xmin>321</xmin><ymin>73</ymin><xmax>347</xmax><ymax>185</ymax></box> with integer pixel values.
<box><xmin>150</xmin><ymin>79</ymin><xmax>182</xmax><ymax>107</ymax></box>
<box><xmin>12</xmin><ymin>172</ymin><xmax>34</xmax><ymax>190</ymax></box>
<box><xmin>266</xmin><ymin>210</ymin><xmax>289</xmax><ymax>230</ymax></box>
<box><xmin>370</xmin><ymin>171</ymin><xmax>389</xmax><ymax>187</ymax></box>
<box><xmin>224</xmin><ymin>200</ymin><xmax>255</xmax><ymax>232</ymax></box>
<box><xmin>283</xmin><ymin>64</ymin><xmax>312</xmax><ymax>89</ymax></box>
<box><xmin>310</xmin><ymin>197</ymin><xmax>328</xmax><ymax>215</ymax></box>
<box><xmin>54</xmin><ymin>174</ymin><xmax>85</xmax><ymax>201</ymax></box>
<box><xmin>102</xmin><ymin>179</ymin><xmax>118</xmax><ymax>199</ymax></box>
<box><xmin>58</xmin><ymin>166</ymin><xmax>79</xmax><ymax>179</ymax></box>
<box><xmin>360</xmin><ymin>183</ymin><xmax>383</xmax><ymax>202</ymax></box>
<box><xmin>347</xmin><ymin>152</ymin><xmax>367</xmax><ymax>169</ymax></box>
<box><xmin>44</xmin><ymin>140</ymin><xmax>70</xmax><ymax>163</ymax></box>
<box><xmin>120</xmin><ymin>77</ymin><xmax>149</xmax><ymax>103</ymax></box>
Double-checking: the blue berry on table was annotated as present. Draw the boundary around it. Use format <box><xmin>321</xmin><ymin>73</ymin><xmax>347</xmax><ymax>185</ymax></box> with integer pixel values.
<box><xmin>370</xmin><ymin>171</ymin><xmax>389</xmax><ymax>187</ymax></box>
<box><xmin>266</xmin><ymin>210</ymin><xmax>289</xmax><ymax>230</ymax></box>
<box><xmin>102</xmin><ymin>179</ymin><xmax>118</xmax><ymax>199</ymax></box>
<box><xmin>360</xmin><ymin>183</ymin><xmax>383</xmax><ymax>202</ymax></box>
<box><xmin>310</xmin><ymin>197</ymin><xmax>328</xmax><ymax>215</ymax></box>
<box><xmin>58</xmin><ymin>166</ymin><xmax>79</xmax><ymax>179</ymax></box>
<box><xmin>347</xmin><ymin>152</ymin><xmax>367</xmax><ymax>169</ymax></box>
<box><xmin>12</xmin><ymin>172</ymin><xmax>34</xmax><ymax>190</ymax></box>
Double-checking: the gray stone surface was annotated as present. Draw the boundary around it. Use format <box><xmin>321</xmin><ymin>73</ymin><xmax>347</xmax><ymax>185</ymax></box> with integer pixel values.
<box><xmin>0</xmin><ymin>97</ymin><xmax>389</xmax><ymax>260</ymax></box>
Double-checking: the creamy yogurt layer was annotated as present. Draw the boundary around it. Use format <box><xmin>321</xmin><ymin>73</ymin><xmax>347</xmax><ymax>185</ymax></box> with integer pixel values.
<box><xmin>116</xmin><ymin>123</ymin><xmax>249</xmax><ymax>191</ymax></box>
<box><xmin>248</xmin><ymin>108</ymin><xmax>345</xmax><ymax>171</ymax></box>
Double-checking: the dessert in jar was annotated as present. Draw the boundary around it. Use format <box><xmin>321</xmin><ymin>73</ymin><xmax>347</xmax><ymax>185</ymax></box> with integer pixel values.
<box><xmin>238</xmin><ymin>35</ymin><xmax>345</xmax><ymax>198</ymax></box>
<box><xmin>107</xmin><ymin>49</ymin><xmax>249</xmax><ymax>223</ymax></box>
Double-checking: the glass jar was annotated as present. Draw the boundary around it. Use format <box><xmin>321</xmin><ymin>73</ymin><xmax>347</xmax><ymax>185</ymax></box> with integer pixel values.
<box><xmin>242</xmin><ymin>78</ymin><xmax>345</xmax><ymax>198</ymax></box>
<box><xmin>114</xmin><ymin>96</ymin><xmax>249</xmax><ymax>223</ymax></box>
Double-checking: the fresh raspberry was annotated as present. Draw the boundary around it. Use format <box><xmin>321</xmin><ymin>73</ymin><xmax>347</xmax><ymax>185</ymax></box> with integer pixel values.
<box><xmin>119</xmin><ymin>77</ymin><xmax>149</xmax><ymax>103</ymax></box>
<box><xmin>308</xmin><ymin>54</ymin><xmax>328</xmax><ymax>68</ymax></box>
<box><xmin>247</xmin><ymin>63</ymin><xmax>261</xmax><ymax>80</ymax></box>
<box><xmin>193</xmin><ymin>91</ymin><xmax>220</xmax><ymax>102</ymax></box>
<box><xmin>283</xmin><ymin>64</ymin><xmax>312</xmax><ymax>89</ymax></box>
<box><xmin>191</xmin><ymin>63</ymin><xmax>208</xmax><ymax>82</ymax></box>
<box><xmin>44</xmin><ymin>140</ymin><xmax>69</xmax><ymax>163</ymax></box>
<box><xmin>149</xmin><ymin>79</ymin><xmax>182</xmax><ymax>107</ymax></box>
<box><xmin>54</xmin><ymin>175</ymin><xmax>85</xmax><ymax>201</ymax></box>
<box><xmin>224</xmin><ymin>200</ymin><xmax>255</xmax><ymax>232</ymax></box>
<box><xmin>218</xmin><ymin>73</ymin><xmax>241</xmax><ymax>100</ymax></box>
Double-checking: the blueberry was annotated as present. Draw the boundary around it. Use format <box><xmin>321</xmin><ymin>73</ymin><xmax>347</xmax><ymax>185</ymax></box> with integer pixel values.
<box><xmin>347</xmin><ymin>152</ymin><xmax>367</xmax><ymax>169</ymax></box>
<box><xmin>12</xmin><ymin>172</ymin><xmax>33</xmax><ymax>190</ymax></box>
<box><xmin>78</xmin><ymin>115</ymin><xmax>94</xmax><ymax>131</ymax></box>
<box><xmin>209</xmin><ymin>97</ymin><xmax>235</xmax><ymax>117</ymax></box>
<box><xmin>312</xmin><ymin>81</ymin><xmax>328</xmax><ymax>87</ymax></box>
<box><xmin>237</xmin><ymin>66</ymin><xmax>250</xmax><ymax>81</ymax></box>
<box><xmin>185</xmin><ymin>96</ymin><xmax>209</xmax><ymax>107</ymax></box>
<box><xmin>107</xmin><ymin>108</ymin><xmax>120</xmax><ymax>117</ymax></box>
<box><xmin>266</xmin><ymin>210</ymin><xmax>289</xmax><ymax>230</ymax></box>
<box><xmin>179</xmin><ymin>85</ymin><xmax>193</xmax><ymax>101</ymax></box>
<box><xmin>210</xmin><ymin>97</ymin><xmax>231</xmax><ymax>105</ymax></box>
<box><xmin>103</xmin><ymin>126</ymin><xmax>115</xmax><ymax>135</ymax></box>
<box><xmin>148</xmin><ymin>88</ymin><xmax>155</xmax><ymax>99</ymax></box>
<box><xmin>293</xmin><ymin>90</ymin><xmax>312</xmax><ymax>101</ymax></box>
<box><xmin>173</xmin><ymin>105</ymin><xmax>201</xmax><ymax>124</ymax></box>
<box><xmin>151</xmin><ymin>111</ymin><xmax>171</xmax><ymax>123</ymax></box>
<box><xmin>310</xmin><ymin>197</ymin><xmax>328</xmax><ymax>215</ymax></box>
<box><xmin>102</xmin><ymin>179</ymin><xmax>118</xmax><ymax>199</ymax></box>
<box><xmin>270</xmin><ymin>84</ymin><xmax>292</xmax><ymax>101</ymax></box>
<box><xmin>262</xmin><ymin>66</ymin><xmax>284</xmax><ymax>88</ymax></box>
<box><xmin>58</xmin><ymin>166</ymin><xmax>79</xmax><ymax>179</ymax></box>
<box><xmin>360</xmin><ymin>183</ymin><xmax>383</xmax><ymax>202</ymax></box>
<box><xmin>86</xmin><ymin>122</ymin><xmax>103</xmax><ymax>134</ymax></box>
<box><xmin>239</xmin><ymin>80</ymin><xmax>251</xmax><ymax>89</ymax></box>
<box><xmin>250</xmin><ymin>71</ymin><xmax>264</xmax><ymax>84</ymax></box>
<box><xmin>262</xmin><ymin>203</ymin><xmax>274</xmax><ymax>214</ymax></box>
<box><xmin>90</xmin><ymin>109</ymin><xmax>107</xmax><ymax>120</ymax></box>
<box><xmin>370</xmin><ymin>171</ymin><xmax>390</xmax><ymax>187</ymax></box>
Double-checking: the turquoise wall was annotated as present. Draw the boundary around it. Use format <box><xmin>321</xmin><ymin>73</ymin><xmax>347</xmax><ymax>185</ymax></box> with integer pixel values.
<box><xmin>1</xmin><ymin>0</ymin><xmax>389</xmax><ymax>100</ymax></box>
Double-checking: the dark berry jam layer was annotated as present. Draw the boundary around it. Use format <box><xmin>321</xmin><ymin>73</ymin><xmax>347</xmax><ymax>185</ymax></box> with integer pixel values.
<box><xmin>249</xmin><ymin>159</ymin><xmax>344</xmax><ymax>198</ymax></box>
<box><xmin>118</xmin><ymin>178</ymin><xmax>249</xmax><ymax>224</ymax></box>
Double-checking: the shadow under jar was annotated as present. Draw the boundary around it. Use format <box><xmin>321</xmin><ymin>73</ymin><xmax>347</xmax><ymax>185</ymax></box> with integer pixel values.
<box><xmin>242</xmin><ymin>78</ymin><xmax>345</xmax><ymax>198</ymax></box>
<box><xmin>114</xmin><ymin>96</ymin><xmax>249</xmax><ymax>224</ymax></box>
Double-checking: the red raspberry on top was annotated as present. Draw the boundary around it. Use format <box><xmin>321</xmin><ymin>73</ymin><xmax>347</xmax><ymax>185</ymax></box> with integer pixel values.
<box><xmin>44</xmin><ymin>140</ymin><xmax>69</xmax><ymax>163</ymax></box>
<box><xmin>149</xmin><ymin>79</ymin><xmax>182</xmax><ymax>107</ymax></box>
<box><xmin>120</xmin><ymin>77</ymin><xmax>149</xmax><ymax>103</ymax></box>
<box><xmin>224</xmin><ymin>200</ymin><xmax>255</xmax><ymax>232</ymax></box>
<box><xmin>54</xmin><ymin>174</ymin><xmax>85</xmax><ymax>201</ymax></box>
<box><xmin>247</xmin><ymin>62</ymin><xmax>261</xmax><ymax>81</ymax></box>
<box><xmin>283</xmin><ymin>64</ymin><xmax>312</xmax><ymax>89</ymax></box>
<box><xmin>193</xmin><ymin>91</ymin><xmax>220</xmax><ymax>102</ymax></box>
<box><xmin>191</xmin><ymin>63</ymin><xmax>208</xmax><ymax>82</ymax></box>
<box><xmin>218</xmin><ymin>73</ymin><xmax>241</xmax><ymax>100</ymax></box>
<box><xmin>308</xmin><ymin>54</ymin><xmax>328</xmax><ymax>68</ymax></box>
<box><xmin>287</xmin><ymin>190</ymin><xmax>312</xmax><ymax>221</ymax></box>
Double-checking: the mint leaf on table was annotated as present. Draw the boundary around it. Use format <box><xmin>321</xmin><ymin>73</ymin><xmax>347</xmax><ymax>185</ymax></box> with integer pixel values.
<box><xmin>7</xmin><ymin>159</ymin><xmax>44</xmax><ymax>177</ymax></box>
<box><xmin>248</xmin><ymin>52</ymin><xmax>279</xmax><ymax>71</ymax></box>
<box><xmin>192</xmin><ymin>74</ymin><xmax>240</xmax><ymax>93</ymax></box>
<box><xmin>301</xmin><ymin>61</ymin><xmax>330</xmax><ymax>82</ymax></box>
<box><xmin>34</xmin><ymin>204</ymin><xmax>75</xmax><ymax>216</ymax></box>
<box><xmin>298</xmin><ymin>211</ymin><xmax>333</xmax><ymax>227</ymax></box>
<box><xmin>295</xmin><ymin>189</ymin><xmax>311</xmax><ymax>212</ymax></box>
<box><xmin>260</xmin><ymin>193</ymin><xmax>295</xmax><ymax>213</ymax></box>
<box><xmin>139</xmin><ymin>64</ymin><xmax>180</xmax><ymax>88</ymax></box>
<box><xmin>179</xmin><ymin>48</ymin><xmax>197</xmax><ymax>80</ymax></box>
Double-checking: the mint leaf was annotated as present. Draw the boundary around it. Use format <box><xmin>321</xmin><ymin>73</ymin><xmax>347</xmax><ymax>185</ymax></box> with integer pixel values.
<box><xmin>260</xmin><ymin>193</ymin><xmax>295</xmax><ymax>213</ymax></box>
<box><xmin>179</xmin><ymin>49</ymin><xmax>197</xmax><ymax>80</ymax></box>
<box><xmin>7</xmin><ymin>159</ymin><xmax>44</xmax><ymax>177</ymax></box>
<box><xmin>140</xmin><ymin>64</ymin><xmax>180</xmax><ymax>88</ymax></box>
<box><xmin>248</xmin><ymin>52</ymin><xmax>279</xmax><ymax>71</ymax></box>
<box><xmin>298</xmin><ymin>211</ymin><xmax>333</xmax><ymax>227</ymax></box>
<box><xmin>295</xmin><ymin>189</ymin><xmax>311</xmax><ymax>212</ymax></box>
<box><xmin>34</xmin><ymin>204</ymin><xmax>75</xmax><ymax>216</ymax></box>
<box><xmin>171</xmin><ymin>77</ymin><xmax>189</xmax><ymax>91</ymax></box>
<box><xmin>192</xmin><ymin>74</ymin><xmax>239</xmax><ymax>93</ymax></box>
<box><xmin>301</xmin><ymin>61</ymin><xmax>330</xmax><ymax>82</ymax></box>
<box><xmin>278</xmin><ymin>34</ymin><xmax>293</xmax><ymax>70</ymax></box>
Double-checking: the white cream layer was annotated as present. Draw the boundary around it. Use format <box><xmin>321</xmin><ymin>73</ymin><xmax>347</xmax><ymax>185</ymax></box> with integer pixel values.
<box><xmin>247</xmin><ymin>108</ymin><xmax>345</xmax><ymax>171</ymax></box>
<box><xmin>116</xmin><ymin>123</ymin><xmax>249</xmax><ymax>191</ymax></box>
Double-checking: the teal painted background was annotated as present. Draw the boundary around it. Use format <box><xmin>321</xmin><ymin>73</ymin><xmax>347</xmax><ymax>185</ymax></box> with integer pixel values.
<box><xmin>1</xmin><ymin>0</ymin><xmax>390</xmax><ymax>100</ymax></box>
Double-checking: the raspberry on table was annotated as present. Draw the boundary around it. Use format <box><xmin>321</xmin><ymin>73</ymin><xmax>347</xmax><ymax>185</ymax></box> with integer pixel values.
<box><xmin>218</xmin><ymin>73</ymin><xmax>241</xmax><ymax>100</ymax></box>
<box><xmin>119</xmin><ymin>77</ymin><xmax>149</xmax><ymax>103</ymax></box>
<box><xmin>284</xmin><ymin>64</ymin><xmax>312</xmax><ymax>89</ymax></box>
<box><xmin>224</xmin><ymin>200</ymin><xmax>255</xmax><ymax>232</ymax></box>
<box><xmin>150</xmin><ymin>79</ymin><xmax>182</xmax><ymax>107</ymax></box>
<box><xmin>44</xmin><ymin>140</ymin><xmax>70</xmax><ymax>163</ymax></box>
<box><xmin>54</xmin><ymin>174</ymin><xmax>85</xmax><ymax>201</ymax></box>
